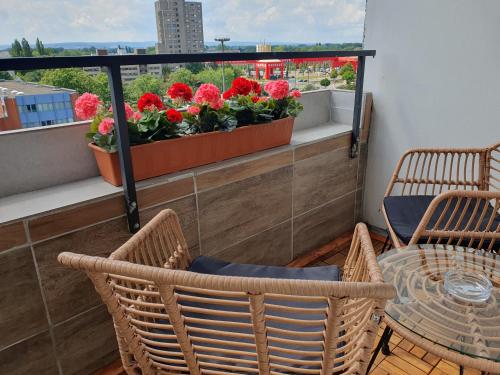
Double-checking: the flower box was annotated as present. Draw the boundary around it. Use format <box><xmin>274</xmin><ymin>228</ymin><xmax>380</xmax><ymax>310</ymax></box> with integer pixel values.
<box><xmin>90</xmin><ymin>117</ymin><xmax>294</xmax><ymax>186</ymax></box>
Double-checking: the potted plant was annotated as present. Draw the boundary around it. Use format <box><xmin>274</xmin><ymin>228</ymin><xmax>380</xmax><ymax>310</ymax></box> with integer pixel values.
<box><xmin>77</xmin><ymin>77</ymin><xmax>303</xmax><ymax>186</ymax></box>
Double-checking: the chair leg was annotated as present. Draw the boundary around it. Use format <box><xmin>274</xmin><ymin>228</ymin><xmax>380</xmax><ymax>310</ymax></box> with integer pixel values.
<box><xmin>366</xmin><ymin>326</ymin><xmax>392</xmax><ymax>374</ymax></box>
<box><xmin>381</xmin><ymin>328</ymin><xmax>393</xmax><ymax>355</ymax></box>
<box><xmin>459</xmin><ymin>365</ymin><xmax>464</xmax><ymax>375</ymax></box>
<box><xmin>380</xmin><ymin>235</ymin><xmax>391</xmax><ymax>254</ymax></box>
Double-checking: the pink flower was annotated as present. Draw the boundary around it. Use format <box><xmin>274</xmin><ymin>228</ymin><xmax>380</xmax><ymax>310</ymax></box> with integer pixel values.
<box><xmin>258</xmin><ymin>96</ymin><xmax>270</xmax><ymax>103</ymax></box>
<box><xmin>290</xmin><ymin>90</ymin><xmax>302</xmax><ymax>98</ymax></box>
<box><xmin>264</xmin><ymin>80</ymin><xmax>290</xmax><ymax>100</ymax></box>
<box><xmin>108</xmin><ymin>103</ymin><xmax>134</xmax><ymax>120</ymax></box>
<box><xmin>210</xmin><ymin>98</ymin><xmax>224</xmax><ymax>110</ymax></box>
<box><xmin>132</xmin><ymin>111</ymin><xmax>142</xmax><ymax>122</ymax></box>
<box><xmin>98</xmin><ymin>118</ymin><xmax>115</xmax><ymax>135</ymax></box>
<box><xmin>187</xmin><ymin>106</ymin><xmax>201</xmax><ymax>115</ymax></box>
<box><xmin>75</xmin><ymin>93</ymin><xmax>100</xmax><ymax>120</ymax></box>
<box><xmin>194</xmin><ymin>83</ymin><xmax>221</xmax><ymax>107</ymax></box>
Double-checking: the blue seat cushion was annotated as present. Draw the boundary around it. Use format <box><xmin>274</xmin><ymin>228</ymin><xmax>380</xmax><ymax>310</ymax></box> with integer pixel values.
<box><xmin>188</xmin><ymin>255</ymin><xmax>341</xmax><ymax>281</ymax></box>
<box><xmin>384</xmin><ymin>195</ymin><xmax>500</xmax><ymax>248</ymax></box>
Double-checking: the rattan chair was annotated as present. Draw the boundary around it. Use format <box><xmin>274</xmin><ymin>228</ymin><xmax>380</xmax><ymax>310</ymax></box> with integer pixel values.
<box><xmin>383</xmin><ymin>142</ymin><xmax>500</xmax><ymax>250</ymax></box>
<box><xmin>58</xmin><ymin>210</ymin><xmax>395</xmax><ymax>375</ymax></box>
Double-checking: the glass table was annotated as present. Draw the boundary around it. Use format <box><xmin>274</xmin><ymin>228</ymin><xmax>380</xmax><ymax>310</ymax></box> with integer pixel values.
<box><xmin>368</xmin><ymin>245</ymin><xmax>500</xmax><ymax>374</ymax></box>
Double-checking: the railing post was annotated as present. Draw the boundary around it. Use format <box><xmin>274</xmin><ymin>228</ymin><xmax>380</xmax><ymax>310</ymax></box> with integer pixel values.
<box><xmin>106</xmin><ymin>64</ymin><xmax>140</xmax><ymax>233</ymax></box>
<box><xmin>350</xmin><ymin>55</ymin><xmax>366</xmax><ymax>158</ymax></box>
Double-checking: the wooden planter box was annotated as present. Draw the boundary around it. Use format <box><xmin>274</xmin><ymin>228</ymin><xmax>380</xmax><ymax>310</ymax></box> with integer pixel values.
<box><xmin>89</xmin><ymin>117</ymin><xmax>294</xmax><ymax>186</ymax></box>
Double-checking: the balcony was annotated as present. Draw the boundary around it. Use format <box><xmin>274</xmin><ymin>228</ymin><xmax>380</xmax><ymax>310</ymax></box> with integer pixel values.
<box><xmin>1</xmin><ymin>1</ymin><xmax>500</xmax><ymax>373</ymax></box>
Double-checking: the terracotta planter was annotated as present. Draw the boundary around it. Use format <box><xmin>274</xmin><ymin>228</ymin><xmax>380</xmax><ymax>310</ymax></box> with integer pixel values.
<box><xmin>90</xmin><ymin>117</ymin><xmax>294</xmax><ymax>186</ymax></box>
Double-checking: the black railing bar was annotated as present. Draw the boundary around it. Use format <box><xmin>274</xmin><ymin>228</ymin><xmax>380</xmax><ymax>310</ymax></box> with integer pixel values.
<box><xmin>350</xmin><ymin>55</ymin><xmax>366</xmax><ymax>158</ymax></box>
<box><xmin>107</xmin><ymin>66</ymin><xmax>140</xmax><ymax>233</ymax></box>
<box><xmin>0</xmin><ymin>50</ymin><xmax>376</xmax><ymax>71</ymax></box>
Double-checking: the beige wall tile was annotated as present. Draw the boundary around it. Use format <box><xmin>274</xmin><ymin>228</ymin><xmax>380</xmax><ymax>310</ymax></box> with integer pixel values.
<box><xmin>0</xmin><ymin>331</ymin><xmax>58</xmax><ymax>375</ymax></box>
<box><xmin>137</xmin><ymin>176</ymin><xmax>194</xmax><ymax>209</ymax></box>
<box><xmin>0</xmin><ymin>221</ymin><xmax>27</xmax><ymax>252</ymax></box>
<box><xmin>294</xmin><ymin>147</ymin><xmax>358</xmax><ymax>215</ymax></box>
<box><xmin>29</xmin><ymin>196</ymin><xmax>125</xmax><ymax>242</ymax></box>
<box><xmin>211</xmin><ymin>220</ymin><xmax>292</xmax><ymax>265</ymax></box>
<box><xmin>293</xmin><ymin>192</ymin><xmax>356</xmax><ymax>258</ymax></box>
<box><xmin>294</xmin><ymin>134</ymin><xmax>351</xmax><ymax>162</ymax></box>
<box><xmin>198</xmin><ymin>167</ymin><xmax>293</xmax><ymax>255</ymax></box>
<box><xmin>54</xmin><ymin>305</ymin><xmax>118</xmax><ymax>375</ymax></box>
<box><xmin>0</xmin><ymin>246</ymin><xmax>48</xmax><ymax>349</ymax></box>
<box><xmin>34</xmin><ymin>217</ymin><xmax>131</xmax><ymax>324</ymax></box>
<box><xmin>196</xmin><ymin>150</ymin><xmax>293</xmax><ymax>192</ymax></box>
<box><xmin>140</xmin><ymin>195</ymin><xmax>200</xmax><ymax>257</ymax></box>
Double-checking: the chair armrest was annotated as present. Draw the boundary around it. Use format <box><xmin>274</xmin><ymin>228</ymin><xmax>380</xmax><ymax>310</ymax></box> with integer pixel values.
<box><xmin>409</xmin><ymin>190</ymin><xmax>500</xmax><ymax>251</ymax></box>
<box><xmin>343</xmin><ymin>223</ymin><xmax>384</xmax><ymax>283</ymax></box>
<box><xmin>110</xmin><ymin>209</ymin><xmax>192</xmax><ymax>270</ymax></box>
<box><xmin>385</xmin><ymin>147</ymin><xmax>488</xmax><ymax>197</ymax></box>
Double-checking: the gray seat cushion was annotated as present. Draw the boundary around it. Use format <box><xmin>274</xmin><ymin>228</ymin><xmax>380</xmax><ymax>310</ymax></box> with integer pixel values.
<box><xmin>188</xmin><ymin>255</ymin><xmax>341</xmax><ymax>281</ymax></box>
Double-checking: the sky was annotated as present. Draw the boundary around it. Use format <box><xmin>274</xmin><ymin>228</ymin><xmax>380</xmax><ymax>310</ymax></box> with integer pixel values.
<box><xmin>0</xmin><ymin>0</ymin><xmax>366</xmax><ymax>45</ymax></box>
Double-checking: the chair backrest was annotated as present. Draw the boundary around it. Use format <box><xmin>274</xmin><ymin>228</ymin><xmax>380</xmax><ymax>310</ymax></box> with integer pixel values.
<box><xmin>485</xmin><ymin>142</ymin><xmax>500</xmax><ymax>192</ymax></box>
<box><xmin>409</xmin><ymin>190</ymin><xmax>499</xmax><ymax>251</ymax></box>
<box><xmin>58</xmin><ymin>211</ymin><xmax>394</xmax><ymax>375</ymax></box>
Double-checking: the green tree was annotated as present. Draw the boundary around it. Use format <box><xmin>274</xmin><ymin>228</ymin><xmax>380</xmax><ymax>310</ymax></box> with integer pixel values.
<box><xmin>40</xmin><ymin>68</ymin><xmax>95</xmax><ymax>94</ymax></box>
<box><xmin>0</xmin><ymin>71</ymin><xmax>13</xmax><ymax>80</ymax></box>
<box><xmin>92</xmin><ymin>73</ymin><xmax>111</xmax><ymax>104</ymax></box>
<box><xmin>21</xmin><ymin>38</ymin><xmax>32</xmax><ymax>57</ymax></box>
<box><xmin>302</xmin><ymin>83</ymin><xmax>318</xmax><ymax>92</ymax></box>
<box><xmin>320</xmin><ymin>78</ymin><xmax>331</xmax><ymax>88</ymax></box>
<box><xmin>194</xmin><ymin>66</ymin><xmax>243</xmax><ymax>90</ymax></box>
<box><xmin>10</xmin><ymin>39</ymin><xmax>23</xmax><ymax>57</ymax></box>
<box><xmin>124</xmin><ymin>74</ymin><xmax>166</xmax><ymax>103</ymax></box>
<box><xmin>35</xmin><ymin>38</ymin><xmax>46</xmax><ymax>56</ymax></box>
<box><xmin>330</xmin><ymin>69</ymin><xmax>338</xmax><ymax>79</ymax></box>
<box><xmin>185</xmin><ymin>62</ymin><xmax>204</xmax><ymax>74</ymax></box>
<box><xmin>166</xmin><ymin>68</ymin><xmax>195</xmax><ymax>87</ymax></box>
<box><xmin>339</xmin><ymin>63</ymin><xmax>354</xmax><ymax>76</ymax></box>
<box><xmin>342</xmin><ymin>71</ymin><xmax>356</xmax><ymax>85</ymax></box>
<box><xmin>17</xmin><ymin>70</ymin><xmax>43</xmax><ymax>82</ymax></box>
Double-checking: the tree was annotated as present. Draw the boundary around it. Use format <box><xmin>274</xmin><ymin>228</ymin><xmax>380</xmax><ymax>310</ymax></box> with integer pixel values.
<box><xmin>302</xmin><ymin>83</ymin><xmax>318</xmax><ymax>92</ymax></box>
<box><xmin>92</xmin><ymin>73</ymin><xmax>111</xmax><ymax>104</ymax></box>
<box><xmin>10</xmin><ymin>39</ymin><xmax>23</xmax><ymax>57</ymax></box>
<box><xmin>35</xmin><ymin>38</ymin><xmax>46</xmax><ymax>56</ymax></box>
<box><xmin>40</xmin><ymin>68</ymin><xmax>95</xmax><ymax>94</ymax></box>
<box><xmin>166</xmin><ymin>68</ymin><xmax>195</xmax><ymax>87</ymax></box>
<box><xmin>194</xmin><ymin>66</ymin><xmax>243</xmax><ymax>90</ymax></box>
<box><xmin>330</xmin><ymin>69</ymin><xmax>338</xmax><ymax>79</ymax></box>
<box><xmin>124</xmin><ymin>74</ymin><xmax>166</xmax><ymax>103</ymax></box>
<box><xmin>185</xmin><ymin>62</ymin><xmax>204</xmax><ymax>74</ymax></box>
<box><xmin>17</xmin><ymin>70</ymin><xmax>43</xmax><ymax>82</ymax></box>
<box><xmin>21</xmin><ymin>38</ymin><xmax>32</xmax><ymax>57</ymax></box>
<box><xmin>0</xmin><ymin>71</ymin><xmax>13</xmax><ymax>80</ymax></box>
<box><xmin>339</xmin><ymin>63</ymin><xmax>354</xmax><ymax>76</ymax></box>
<box><xmin>320</xmin><ymin>78</ymin><xmax>331</xmax><ymax>88</ymax></box>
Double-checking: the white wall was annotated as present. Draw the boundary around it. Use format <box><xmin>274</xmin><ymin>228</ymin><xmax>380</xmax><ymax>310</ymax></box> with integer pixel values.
<box><xmin>362</xmin><ymin>0</ymin><xmax>500</xmax><ymax>228</ymax></box>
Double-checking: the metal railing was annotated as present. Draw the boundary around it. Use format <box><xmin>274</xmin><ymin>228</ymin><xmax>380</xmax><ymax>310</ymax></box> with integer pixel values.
<box><xmin>0</xmin><ymin>50</ymin><xmax>376</xmax><ymax>232</ymax></box>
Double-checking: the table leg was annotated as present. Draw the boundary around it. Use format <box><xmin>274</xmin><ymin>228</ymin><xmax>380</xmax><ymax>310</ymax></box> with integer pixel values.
<box><xmin>459</xmin><ymin>365</ymin><xmax>464</xmax><ymax>375</ymax></box>
<box><xmin>365</xmin><ymin>326</ymin><xmax>392</xmax><ymax>374</ymax></box>
<box><xmin>381</xmin><ymin>328</ymin><xmax>393</xmax><ymax>355</ymax></box>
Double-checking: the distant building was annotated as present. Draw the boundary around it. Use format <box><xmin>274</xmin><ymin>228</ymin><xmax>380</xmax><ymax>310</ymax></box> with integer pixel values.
<box><xmin>83</xmin><ymin>48</ymin><xmax>162</xmax><ymax>84</ymax></box>
<box><xmin>256</xmin><ymin>43</ymin><xmax>272</xmax><ymax>53</ymax></box>
<box><xmin>155</xmin><ymin>0</ymin><xmax>204</xmax><ymax>54</ymax></box>
<box><xmin>0</xmin><ymin>80</ymin><xmax>77</xmax><ymax>131</ymax></box>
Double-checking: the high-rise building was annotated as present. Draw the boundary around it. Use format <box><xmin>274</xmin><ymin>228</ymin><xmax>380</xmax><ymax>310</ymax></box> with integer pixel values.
<box><xmin>256</xmin><ymin>43</ymin><xmax>272</xmax><ymax>53</ymax></box>
<box><xmin>155</xmin><ymin>0</ymin><xmax>204</xmax><ymax>54</ymax></box>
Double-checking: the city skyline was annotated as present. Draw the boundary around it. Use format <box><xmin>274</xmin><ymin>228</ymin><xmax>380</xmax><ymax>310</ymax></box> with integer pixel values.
<box><xmin>0</xmin><ymin>0</ymin><xmax>365</xmax><ymax>46</ymax></box>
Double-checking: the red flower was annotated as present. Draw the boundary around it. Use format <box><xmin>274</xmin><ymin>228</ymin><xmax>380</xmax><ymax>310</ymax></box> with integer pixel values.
<box><xmin>250</xmin><ymin>96</ymin><xmax>259</xmax><ymax>103</ymax></box>
<box><xmin>250</xmin><ymin>80</ymin><xmax>262</xmax><ymax>95</ymax></box>
<box><xmin>166</xmin><ymin>108</ymin><xmax>183</xmax><ymax>124</ymax></box>
<box><xmin>231</xmin><ymin>77</ymin><xmax>253</xmax><ymax>96</ymax></box>
<box><xmin>222</xmin><ymin>88</ymin><xmax>237</xmax><ymax>100</ymax></box>
<box><xmin>137</xmin><ymin>93</ymin><xmax>163</xmax><ymax>112</ymax></box>
<box><xmin>167</xmin><ymin>83</ymin><xmax>193</xmax><ymax>102</ymax></box>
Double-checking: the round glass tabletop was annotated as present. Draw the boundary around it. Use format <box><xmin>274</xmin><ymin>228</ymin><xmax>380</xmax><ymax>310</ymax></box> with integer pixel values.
<box><xmin>378</xmin><ymin>245</ymin><xmax>500</xmax><ymax>362</ymax></box>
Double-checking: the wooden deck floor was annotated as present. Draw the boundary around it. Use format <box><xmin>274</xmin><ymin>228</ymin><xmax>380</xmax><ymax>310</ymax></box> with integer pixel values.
<box><xmin>93</xmin><ymin>233</ymin><xmax>485</xmax><ymax>375</ymax></box>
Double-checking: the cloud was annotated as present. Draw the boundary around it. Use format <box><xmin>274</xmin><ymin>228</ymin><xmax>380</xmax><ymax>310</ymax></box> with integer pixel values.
<box><xmin>0</xmin><ymin>0</ymin><xmax>365</xmax><ymax>45</ymax></box>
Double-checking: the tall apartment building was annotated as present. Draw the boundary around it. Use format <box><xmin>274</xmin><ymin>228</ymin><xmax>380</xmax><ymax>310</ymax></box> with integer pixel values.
<box><xmin>83</xmin><ymin>48</ymin><xmax>162</xmax><ymax>84</ymax></box>
<box><xmin>0</xmin><ymin>80</ymin><xmax>77</xmax><ymax>132</ymax></box>
<box><xmin>155</xmin><ymin>0</ymin><xmax>204</xmax><ymax>54</ymax></box>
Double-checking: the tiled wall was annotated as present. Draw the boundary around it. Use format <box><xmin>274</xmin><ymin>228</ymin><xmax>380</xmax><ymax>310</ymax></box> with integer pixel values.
<box><xmin>0</xmin><ymin>131</ymin><xmax>369</xmax><ymax>375</ymax></box>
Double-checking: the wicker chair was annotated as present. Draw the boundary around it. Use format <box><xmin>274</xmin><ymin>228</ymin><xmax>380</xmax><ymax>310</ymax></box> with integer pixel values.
<box><xmin>383</xmin><ymin>142</ymin><xmax>500</xmax><ymax>250</ymax></box>
<box><xmin>58</xmin><ymin>210</ymin><xmax>395</xmax><ymax>375</ymax></box>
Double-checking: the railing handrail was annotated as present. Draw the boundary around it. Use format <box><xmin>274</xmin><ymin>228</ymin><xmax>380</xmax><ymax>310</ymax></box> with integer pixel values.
<box><xmin>0</xmin><ymin>50</ymin><xmax>375</xmax><ymax>70</ymax></box>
